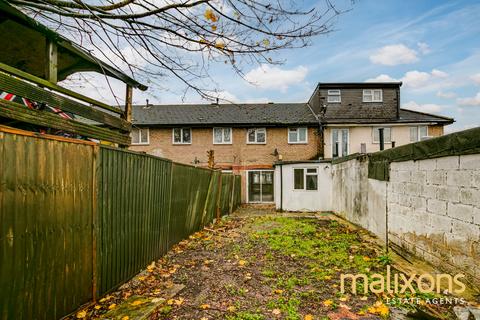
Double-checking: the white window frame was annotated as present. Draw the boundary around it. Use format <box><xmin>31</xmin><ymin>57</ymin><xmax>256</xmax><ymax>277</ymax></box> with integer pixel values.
<box><xmin>293</xmin><ymin>167</ymin><xmax>318</xmax><ymax>191</ymax></box>
<box><xmin>288</xmin><ymin>127</ymin><xmax>308</xmax><ymax>144</ymax></box>
<box><xmin>331</xmin><ymin>128</ymin><xmax>349</xmax><ymax>158</ymax></box>
<box><xmin>372</xmin><ymin>127</ymin><xmax>392</xmax><ymax>144</ymax></box>
<box><xmin>410</xmin><ymin>126</ymin><xmax>429</xmax><ymax>142</ymax></box>
<box><xmin>131</xmin><ymin>128</ymin><xmax>150</xmax><ymax>145</ymax></box>
<box><xmin>246</xmin><ymin>128</ymin><xmax>267</xmax><ymax>144</ymax></box>
<box><xmin>245</xmin><ymin>169</ymin><xmax>275</xmax><ymax>203</ymax></box>
<box><xmin>213</xmin><ymin>127</ymin><xmax>232</xmax><ymax>144</ymax></box>
<box><xmin>327</xmin><ymin>89</ymin><xmax>341</xmax><ymax>103</ymax></box>
<box><xmin>363</xmin><ymin>89</ymin><xmax>383</xmax><ymax>102</ymax></box>
<box><xmin>172</xmin><ymin>127</ymin><xmax>192</xmax><ymax>144</ymax></box>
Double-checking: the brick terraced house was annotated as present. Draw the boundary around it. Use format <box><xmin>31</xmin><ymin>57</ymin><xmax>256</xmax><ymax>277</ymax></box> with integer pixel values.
<box><xmin>130</xmin><ymin>82</ymin><xmax>453</xmax><ymax>203</ymax></box>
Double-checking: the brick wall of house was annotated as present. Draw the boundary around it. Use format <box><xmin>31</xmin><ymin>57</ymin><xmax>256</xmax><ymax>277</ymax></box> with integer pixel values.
<box><xmin>130</xmin><ymin>126</ymin><xmax>322</xmax><ymax>202</ymax></box>
<box><xmin>130</xmin><ymin>127</ymin><xmax>321</xmax><ymax>167</ymax></box>
<box><xmin>428</xmin><ymin>124</ymin><xmax>444</xmax><ymax>136</ymax></box>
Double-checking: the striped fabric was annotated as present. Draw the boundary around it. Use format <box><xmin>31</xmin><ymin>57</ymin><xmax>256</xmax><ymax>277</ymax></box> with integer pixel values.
<box><xmin>0</xmin><ymin>91</ymin><xmax>86</xmax><ymax>139</ymax></box>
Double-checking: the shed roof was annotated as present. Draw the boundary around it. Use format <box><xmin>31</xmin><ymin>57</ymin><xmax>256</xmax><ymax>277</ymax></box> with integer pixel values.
<box><xmin>0</xmin><ymin>2</ymin><xmax>147</xmax><ymax>90</ymax></box>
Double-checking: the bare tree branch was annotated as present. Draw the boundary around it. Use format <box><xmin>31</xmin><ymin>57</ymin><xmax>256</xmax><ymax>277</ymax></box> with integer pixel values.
<box><xmin>8</xmin><ymin>0</ymin><xmax>351</xmax><ymax>101</ymax></box>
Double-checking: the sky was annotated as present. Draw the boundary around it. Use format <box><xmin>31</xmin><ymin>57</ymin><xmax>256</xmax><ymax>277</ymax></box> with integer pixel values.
<box><xmin>65</xmin><ymin>0</ymin><xmax>480</xmax><ymax>132</ymax></box>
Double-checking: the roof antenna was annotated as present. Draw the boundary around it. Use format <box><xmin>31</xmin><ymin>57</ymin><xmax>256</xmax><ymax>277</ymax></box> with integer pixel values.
<box><xmin>144</xmin><ymin>99</ymin><xmax>151</xmax><ymax>109</ymax></box>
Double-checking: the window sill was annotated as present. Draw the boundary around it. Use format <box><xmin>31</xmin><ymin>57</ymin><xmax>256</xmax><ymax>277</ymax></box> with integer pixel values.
<box><xmin>246</xmin><ymin>142</ymin><xmax>266</xmax><ymax>145</ymax></box>
<box><xmin>173</xmin><ymin>143</ymin><xmax>192</xmax><ymax>145</ymax></box>
<box><xmin>288</xmin><ymin>141</ymin><xmax>308</xmax><ymax>145</ymax></box>
<box><xmin>131</xmin><ymin>143</ymin><xmax>150</xmax><ymax>146</ymax></box>
<box><xmin>213</xmin><ymin>142</ymin><xmax>233</xmax><ymax>145</ymax></box>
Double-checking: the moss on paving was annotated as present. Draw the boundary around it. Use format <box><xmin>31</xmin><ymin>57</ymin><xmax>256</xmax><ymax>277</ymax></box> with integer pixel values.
<box><xmin>69</xmin><ymin>212</ymin><xmax>461</xmax><ymax>319</ymax></box>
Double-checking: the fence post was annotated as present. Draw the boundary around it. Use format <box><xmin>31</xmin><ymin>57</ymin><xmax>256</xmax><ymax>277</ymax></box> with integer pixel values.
<box><xmin>229</xmin><ymin>175</ymin><xmax>236</xmax><ymax>214</ymax></box>
<box><xmin>91</xmin><ymin>145</ymin><xmax>99</xmax><ymax>302</ymax></box>
<box><xmin>202</xmin><ymin>170</ymin><xmax>216</xmax><ymax>224</ymax></box>
<box><xmin>215</xmin><ymin>172</ymin><xmax>223</xmax><ymax>220</ymax></box>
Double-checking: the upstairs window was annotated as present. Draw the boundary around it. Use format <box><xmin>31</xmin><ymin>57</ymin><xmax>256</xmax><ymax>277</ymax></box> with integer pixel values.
<box><xmin>363</xmin><ymin>89</ymin><xmax>383</xmax><ymax>102</ymax></box>
<box><xmin>293</xmin><ymin>168</ymin><xmax>318</xmax><ymax>191</ymax></box>
<box><xmin>373</xmin><ymin>127</ymin><xmax>392</xmax><ymax>143</ymax></box>
<box><xmin>327</xmin><ymin>90</ymin><xmax>341</xmax><ymax>103</ymax></box>
<box><xmin>288</xmin><ymin>127</ymin><xmax>308</xmax><ymax>143</ymax></box>
<box><xmin>173</xmin><ymin>128</ymin><xmax>191</xmax><ymax>144</ymax></box>
<box><xmin>410</xmin><ymin>126</ymin><xmax>429</xmax><ymax>142</ymax></box>
<box><xmin>247</xmin><ymin>128</ymin><xmax>266</xmax><ymax>144</ymax></box>
<box><xmin>213</xmin><ymin>127</ymin><xmax>232</xmax><ymax>144</ymax></box>
<box><xmin>131</xmin><ymin>128</ymin><xmax>149</xmax><ymax>145</ymax></box>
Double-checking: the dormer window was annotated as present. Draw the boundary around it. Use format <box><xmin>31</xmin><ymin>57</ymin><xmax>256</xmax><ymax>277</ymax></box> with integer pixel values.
<box><xmin>327</xmin><ymin>90</ymin><xmax>341</xmax><ymax>103</ymax></box>
<box><xmin>363</xmin><ymin>89</ymin><xmax>383</xmax><ymax>102</ymax></box>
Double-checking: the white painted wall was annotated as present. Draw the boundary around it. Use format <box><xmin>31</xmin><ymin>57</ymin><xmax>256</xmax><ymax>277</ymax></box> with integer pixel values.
<box><xmin>330</xmin><ymin>154</ymin><xmax>480</xmax><ymax>287</ymax></box>
<box><xmin>274</xmin><ymin>162</ymin><xmax>332</xmax><ymax>212</ymax></box>
<box><xmin>324</xmin><ymin>125</ymin><xmax>431</xmax><ymax>158</ymax></box>
<box><xmin>331</xmin><ymin>156</ymin><xmax>387</xmax><ymax>241</ymax></box>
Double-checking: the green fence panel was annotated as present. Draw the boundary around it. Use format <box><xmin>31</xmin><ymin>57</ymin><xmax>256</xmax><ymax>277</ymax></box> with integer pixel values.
<box><xmin>203</xmin><ymin>170</ymin><xmax>220</xmax><ymax>224</ymax></box>
<box><xmin>168</xmin><ymin>163</ymin><xmax>213</xmax><ymax>248</ymax></box>
<box><xmin>219</xmin><ymin>174</ymin><xmax>233</xmax><ymax>216</ymax></box>
<box><xmin>0</xmin><ymin>130</ymin><xmax>241</xmax><ymax>320</ymax></box>
<box><xmin>96</xmin><ymin>147</ymin><xmax>172</xmax><ymax>296</ymax></box>
<box><xmin>233</xmin><ymin>175</ymin><xmax>242</xmax><ymax>210</ymax></box>
<box><xmin>0</xmin><ymin>131</ymin><xmax>95</xmax><ymax>320</ymax></box>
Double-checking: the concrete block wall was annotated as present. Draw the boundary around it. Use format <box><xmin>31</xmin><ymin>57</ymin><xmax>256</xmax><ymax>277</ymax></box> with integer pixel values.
<box><xmin>388</xmin><ymin>155</ymin><xmax>480</xmax><ymax>284</ymax></box>
<box><xmin>331</xmin><ymin>156</ymin><xmax>387</xmax><ymax>241</ymax></box>
<box><xmin>331</xmin><ymin>153</ymin><xmax>480</xmax><ymax>286</ymax></box>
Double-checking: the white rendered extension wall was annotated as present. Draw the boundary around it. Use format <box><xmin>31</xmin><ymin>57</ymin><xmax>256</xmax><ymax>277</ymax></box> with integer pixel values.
<box><xmin>274</xmin><ymin>162</ymin><xmax>332</xmax><ymax>212</ymax></box>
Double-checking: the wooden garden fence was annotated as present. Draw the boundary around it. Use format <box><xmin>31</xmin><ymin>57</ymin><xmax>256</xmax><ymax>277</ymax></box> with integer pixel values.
<box><xmin>0</xmin><ymin>126</ymin><xmax>241</xmax><ymax>320</ymax></box>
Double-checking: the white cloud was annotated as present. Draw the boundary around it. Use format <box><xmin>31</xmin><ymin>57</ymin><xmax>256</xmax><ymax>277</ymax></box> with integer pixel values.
<box><xmin>431</xmin><ymin>69</ymin><xmax>448</xmax><ymax>78</ymax></box>
<box><xmin>366</xmin><ymin>69</ymin><xmax>450</xmax><ymax>89</ymax></box>
<box><xmin>471</xmin><ymin>73</ymin><xmax>480</xmax><ymax>85</ymax></box>
<box><xmin>436</xmin><ymin>91</ymin><xmax>456</xmax><ymax>99</ymax></box>
<box><xmin>417</xmin><ymin>42</ymin><xmax>431</xmax><ymax>55</ymax></box>
<box><xmin>402</xmin><ymin>101</ymin><xmax>444</xmax><ymax>113</ymax></box>
<box><xmin>457</xmin><ymin>92</ymin><xmax>480</xmax><ymax>106</ymax></box>
<box><xmin>369</xmin><ymin>44</ymin><xmax>418</xmax><ymax>66</ymax></box>
<box><xmin>401</xmin><ymin>70</ymin><xmax>432</xmax><ymax>88</ymax></box>
<box><xmin>244</xmin><ymin>64</ymin><xmax>308</xmax><ymax>92</ymax></box>
<box><xmin>365</xmin><ymin>74</ymin><xmax>399</xmax><ymax>82</ymax></box>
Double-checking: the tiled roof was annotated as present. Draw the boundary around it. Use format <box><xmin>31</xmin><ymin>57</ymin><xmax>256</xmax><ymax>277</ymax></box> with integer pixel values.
<box><xmin>323</xmin><ymin>109</ymin><xmax>454</xmax><ymax>124</ymax></box>
<box><xmin>132</xmin><ymin>103</ymin><xmax>453</xmax><ymax>126</ymax></box>
<box><xmin>132</xmin><ymin>103</ymin><xmax>317</xmax><ymax>126</ymax></box>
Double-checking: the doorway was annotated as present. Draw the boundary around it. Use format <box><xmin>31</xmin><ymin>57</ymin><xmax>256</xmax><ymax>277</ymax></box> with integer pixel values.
<box><xmin>247</xmin><ymin>170</ymin><xmax>274</xmax><ymax>203</ymax></box>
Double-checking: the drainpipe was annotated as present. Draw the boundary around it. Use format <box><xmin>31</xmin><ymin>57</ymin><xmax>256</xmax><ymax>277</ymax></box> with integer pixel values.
<box><xmin>379</xmin><ymin>128</ymin><xmax>385</xmax><ymax>151</ymax></box>
<box><xmin>306</xmin><ymin>97</ymin><xmax>326</xmax><ymax>159</ymax></box>
<box><xmin>279</xmin><ymin>163</ymin><xmax>283</xmax><ymax>212</ymax></box>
